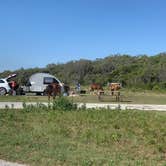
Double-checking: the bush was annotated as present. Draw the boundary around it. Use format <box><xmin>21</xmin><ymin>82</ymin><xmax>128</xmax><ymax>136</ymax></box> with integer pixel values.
<box><xmin>52</xmin><ymin>97</ymin><xmax>77</xmax><ymax>111</ymax></box>
<box><xmin>152</xmin><ymin>85</ymin><xmax>161</xmax><ymax>91</ymax></box>
<box><xmin>22</xmin><ymin>97</ymin><xmax>77</xmax><ymax>112</ymax></box>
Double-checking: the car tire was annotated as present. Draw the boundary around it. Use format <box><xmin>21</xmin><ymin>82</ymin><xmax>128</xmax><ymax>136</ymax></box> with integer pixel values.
<box><xmin>0</xmin><ymin>87</ymin><xmax>7</xmax><ymax>95</ymax></box>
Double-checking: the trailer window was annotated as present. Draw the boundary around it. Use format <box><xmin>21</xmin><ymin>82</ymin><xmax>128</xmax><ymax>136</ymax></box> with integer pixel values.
<box><xmin>43</xmin><ymin>77</ymin><xmax>59</xmax><ymax>84</ymax></box>
<box><xmin>0</xmin><ymin>80</ymin><xmax>5</xmax><ymax>83</ymax></box>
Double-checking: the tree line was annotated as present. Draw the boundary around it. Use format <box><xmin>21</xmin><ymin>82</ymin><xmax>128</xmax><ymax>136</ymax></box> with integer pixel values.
<box><xmin>0</xmin><ymin>53</ymin><xmax>166</xmax><ymax>90</ymax></box>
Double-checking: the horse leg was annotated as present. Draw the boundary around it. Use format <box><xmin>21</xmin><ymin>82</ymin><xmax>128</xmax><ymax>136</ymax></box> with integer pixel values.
<box><xmin>115</xmin><ymin>94</ymin><xmax>117</xmax><ymax>102</ymax></box>
<box><xmin>98</xmin><ymin>91</ymin><xmax>103</xmax><ymax>101</ymax></box>
<box><xmin>52</xmin><ymin>92</ymin><xmax>56</xmax><ymax>100</ymax></box>
<box><xmin>117</xmin><ymin>92</ymin><xmax>120</xmax><ymax>102</ymax></box>
<box><xmin>48</xmin><ymin>94</ymin><xmax>51</xmax><ymax>101</ymax></box>
<box><xmin>53</xmin><ymin>95</ymin><xmax>56</xmax><ymax>100</ymax></box>
<box><xmin>98</xmin><ymin>94</ymin><xmax>101</xmax><ymax>101</ymax></box>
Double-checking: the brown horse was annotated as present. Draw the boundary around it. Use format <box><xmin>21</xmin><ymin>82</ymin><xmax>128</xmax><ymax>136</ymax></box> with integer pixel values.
<box><xmin>45</xmin><ymin>83</ymin><xmax>61</xmax><ymax>100</ymax></box>
<box><xmin>90</xmin><ymin>83</ymin><xmax>103</xmax><ymax>91</ymax></box>
<box><xmin>108</xmin><ymin>83</ymin><xmax>121</xmax><ymax>96</ymax></box>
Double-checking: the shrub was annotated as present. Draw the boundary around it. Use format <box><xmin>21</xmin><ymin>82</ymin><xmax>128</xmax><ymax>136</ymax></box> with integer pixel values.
<box><xmin>22</xmin><ymin>98</ymin><xmax>77</xmax><ymax>112</ymax></box>
<box><xmin>52</xmin><ymin>97</ymin><xmax>77</xmax><ymax>111</ymax></box>
<box><xmin>152</xmin><ymin>85</ymin><xmax>161</xmax><ymax>91</ymax></box>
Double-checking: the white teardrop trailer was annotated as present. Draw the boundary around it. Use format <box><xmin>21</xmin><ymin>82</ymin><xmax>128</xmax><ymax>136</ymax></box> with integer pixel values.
<box><xmin>23</xmin><ymin>73</ymin><xmax>64</xmax><ymax>95</ymax></box>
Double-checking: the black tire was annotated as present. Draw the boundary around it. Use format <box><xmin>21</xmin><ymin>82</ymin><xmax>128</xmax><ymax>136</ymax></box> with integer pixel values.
<box><xmin>0</xmin><ymin>87</ymin><xmax>7</xmax><ymax>95</ymax></box>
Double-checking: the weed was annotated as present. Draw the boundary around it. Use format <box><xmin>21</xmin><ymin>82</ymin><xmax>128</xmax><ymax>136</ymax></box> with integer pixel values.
<box><xmin>82</xmin><ymin>159</ymin><xmax>93</xmax><ymax>166</ymax></box>
<box><xmin>22</xmin><ymin>102</ymin><xmax>48</xmax><ymax>112</ymax></box>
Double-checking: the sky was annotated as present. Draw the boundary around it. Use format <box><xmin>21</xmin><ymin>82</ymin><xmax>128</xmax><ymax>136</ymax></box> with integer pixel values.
<box><xmin>0</xmin><ymin>0</ymin><xmax>166</xmax><ymax>72</ymax></box>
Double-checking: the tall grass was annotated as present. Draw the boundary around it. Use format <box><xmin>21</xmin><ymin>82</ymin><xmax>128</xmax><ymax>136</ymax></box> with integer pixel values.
<box><xmin>0</xmin><ymin>108</ymin><xmax>165</xmax><ymax>165</ymax></box>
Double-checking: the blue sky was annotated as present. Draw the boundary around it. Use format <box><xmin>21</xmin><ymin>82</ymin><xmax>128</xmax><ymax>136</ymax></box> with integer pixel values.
<box><xmin>0</xmin><ymin>0</ymin><xmax>166</xmax><ymax>72</ymax></box>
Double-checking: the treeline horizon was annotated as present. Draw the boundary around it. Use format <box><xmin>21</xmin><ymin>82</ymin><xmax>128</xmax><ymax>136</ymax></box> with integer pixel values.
<box><xmin>0</xmin><ymin>53</ymin><xmax>166</xmax><ymax>90</ymax></box>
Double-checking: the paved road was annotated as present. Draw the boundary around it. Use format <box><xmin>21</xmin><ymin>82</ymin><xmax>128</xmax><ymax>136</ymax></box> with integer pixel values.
<box><xmin>0</xmin><ymin>102</ymin><xmax>166</xmax><ymax>111</ymax></box>
<box><xmin>0</xmin><ymin>160</ymin><xmax>27</xmax><ymax>166</ymax></box>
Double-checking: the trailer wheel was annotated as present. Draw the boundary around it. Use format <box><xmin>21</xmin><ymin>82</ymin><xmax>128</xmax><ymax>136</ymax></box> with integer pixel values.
<box><xmin>36</xmin><ymin>92</ymin><xmax>42</xmax><ymax>96</ymax></box>
<box><xmin>0</xmin><ymin>87</ymin><xmax>7</xmax><ymax>95</ymax></box>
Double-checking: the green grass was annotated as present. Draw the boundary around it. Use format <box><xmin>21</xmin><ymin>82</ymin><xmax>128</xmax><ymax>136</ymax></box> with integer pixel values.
<box><xmin>0</xmin><ymin>108</ymin><xmax>166</xmax><ymax>165</ymax></box>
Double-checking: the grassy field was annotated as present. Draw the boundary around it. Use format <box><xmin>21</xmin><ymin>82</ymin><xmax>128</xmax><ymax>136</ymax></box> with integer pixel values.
<box><xmin>0</xmin><ymin>108</ymin><xmax>166</xmax><ymax>165</ymax></box>
<box><xmin>0</xmin><ymin>90</ymin><xmax>166</xmax><ymax>104</ymax></box>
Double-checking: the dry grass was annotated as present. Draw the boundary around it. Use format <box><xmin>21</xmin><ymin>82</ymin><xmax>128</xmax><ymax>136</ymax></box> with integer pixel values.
<box><xmin>0</xmin><ymin>90</ymin><xmax>166</xmax><ymax>104</ymax></box>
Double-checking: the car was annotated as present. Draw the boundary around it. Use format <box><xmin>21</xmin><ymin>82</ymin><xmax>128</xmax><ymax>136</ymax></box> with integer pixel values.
<box><xmin>0</xmin><ymin>74</ymin><xmax>17</xmax><ymax>95</ymax></box>
<box><xmin>0</xmin><ymin>79</ymin><xmax>11</xmax><ymax>95</ymax></box>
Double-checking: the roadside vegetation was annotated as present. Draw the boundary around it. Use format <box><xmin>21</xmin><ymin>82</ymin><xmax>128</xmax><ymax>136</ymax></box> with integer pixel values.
<box><xmin>0</xmin><ymin>100</ymin><xmax>165</xmax><ymax>165</ymax></box>
<box><xmin>0</xmin><ymin>54</ymin><xmax>166</xmax><ymax>91</ymax></box>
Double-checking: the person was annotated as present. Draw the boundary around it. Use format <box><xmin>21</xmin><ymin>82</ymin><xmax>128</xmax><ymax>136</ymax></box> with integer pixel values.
<box><xmin>76</xmin><ymin>83</ymin><xmax>81</xmax><ymax>92</ymax></box>
<box><xmin>10</xmin><ymin>80</ymin><xmax>17</xmax><ymax>95</ymax></box>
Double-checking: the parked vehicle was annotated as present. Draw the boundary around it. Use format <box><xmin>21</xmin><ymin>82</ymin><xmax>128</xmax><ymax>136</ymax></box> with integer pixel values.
<box><xmin>0</xmin><ymin>74</ymin><xmax>17</xmax><ymax>95</ymax></box>
<box><xmin>23</xmin><ymin>73</ymin><xmax>63</xmax><ymax>95</ymax></box>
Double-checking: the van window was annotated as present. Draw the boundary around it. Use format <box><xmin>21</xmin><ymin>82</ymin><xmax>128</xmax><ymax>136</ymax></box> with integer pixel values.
<box><xmin>43</xmin><ymin>77</ymin><xmax>59</xmax><ymax>84</ymax></box>
<box><xmin>26</xmin><ymin>81</ymin><xmax>31</xmax><ymax>86</ymax></box>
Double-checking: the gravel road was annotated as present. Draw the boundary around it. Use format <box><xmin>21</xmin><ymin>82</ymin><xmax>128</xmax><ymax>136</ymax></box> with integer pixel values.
<box><xmin>0</xmin><ymin>102</ymin><xmax>166</xmax><ymax>111</ymax></box>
